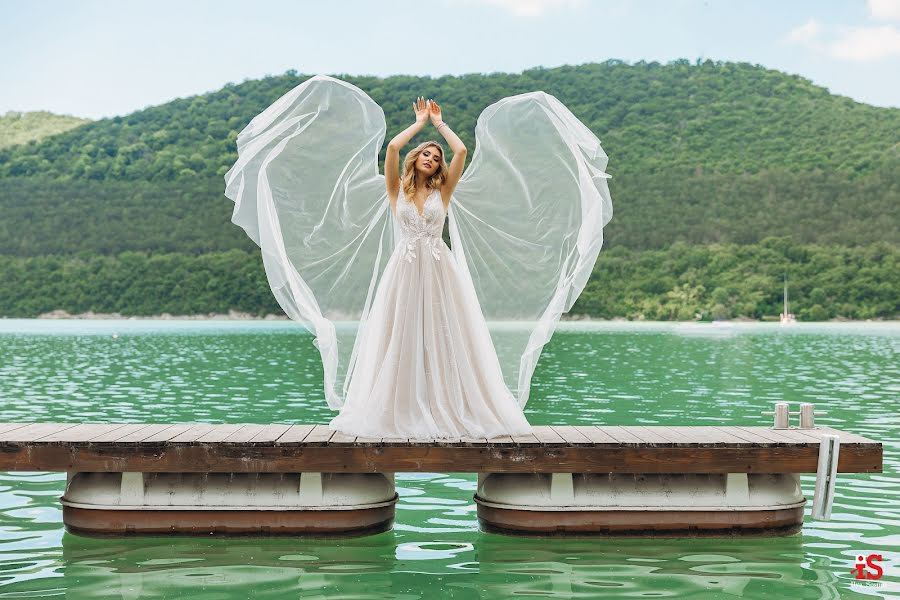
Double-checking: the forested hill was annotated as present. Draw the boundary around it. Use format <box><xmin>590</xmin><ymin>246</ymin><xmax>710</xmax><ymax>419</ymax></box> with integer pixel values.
<box><xmin>0</xmin><ymin>60</ymin><xmax>898</xmax><ymax>257</ymax></box>
<box><xmin>0</xmin><ymin>110</ymin><xmax>91</xmax><ymax>150</ymax></box>
<box><xmin>1</xmin><ymin>60</ymin><xmax>897</xmax><ymax>320</ymax></box>
<box><xmin>2</xmin><ymin>59</ymin><xmax>899</xmax><ymax>180</ymax></box>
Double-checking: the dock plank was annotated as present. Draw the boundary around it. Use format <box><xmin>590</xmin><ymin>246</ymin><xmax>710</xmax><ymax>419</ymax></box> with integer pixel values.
<box><xmin>0</xmin><ymin>423</ymin><xmax>881</xmax><ymax>475</ymax></box>
<box><xmin>328</xmin><ymin>430</ymin><xmax>359</xmax><ymax>446</ymax></box>
<box><xmin>531</xmin><ymin>426</ymin><xmax>566</xmax><ymax>446</ymax></box>
<box><xmin>714</xmin><ymin>426</ymin><xmax>779</xmax><ymax>445</ymax></box>
<box><xmin>432</xmin><ymin>436</ymin><xmax>461</xmax><ymax>446</ymax></box>
<box><xmin>382</xmin><ymin>436</ymin><xmax>410</xmax><ymax>444</ymax></box>
<box><xmin>195</xmin><ymin>424</ymin><xmax>246</xmax><ymax>443</ymax></box>
<box><xmin>749</xmin><ymin>427</ymin><xmax>821</xmax><ymax>444</ymax></box>
<box><xmin>354</xmin><ymin>436</ymin><xmax>385</xmax><ymax>445</ymax></box>
<box><xmin>90</xmin><ymin>424</ymin><xmax>158</xmax><ymax>443</ymax></box>
<box><xmin>140</xmin><ymin>424</ymin><xmax>195</xmax><ymax>443</ymax></box>
<box><xmin>629</xmin><ymin>427</ymin><xmax>674</xmax><ymax>445</ymax></box>
<box><xmin>0</xmin><ymin>423</ymin><xmax>32</xmax><ymax>436</ymax></box>
<box><xmin>734</xmin><ymin>426</ymin><xmax>792</xmax><ymax>445</ymax></box>
<box><xmin>511</xmin><ymin>432</ymin><xmax>542</xmax><ymax>446</ymax></box>
<box><xmin>551</xmin><ymin>426</ymin><xmax>593</xmax><ymax>446</ymax></box>
<box><xmin>111</xmin><ymin>424</ymin><xmax>174</xmax><ymax>443</ymax></box>
<box><xmin>656</xmin><ymin>427</ymin><xmax>697</xmax><ymax>444</ymax></box>
<box><xmin>38</xmin><ymin>423</ymin><xmax>131</xmax><ymax>443</ymax></box>
<box><xmin>458</xmin><ymin>435</ymin><xmax>490</xmax><ymax>446</ymax></box>
<box><xmin>574</xmin><ymin>426</ymin><xmax>619</xmax><ymax>444</ymax></box>
<box><xmin>602</xmin><ymin>426</ymin><xmax>644</xmax><ymax>444</ymax></box>
<box><xmin>408</xmin><ymin>435</ymin><xmax>439</xmax><ymax>447</ymax></box>
<box><xmin>249</xmin><ymin>424</ymin><xmax>293</xmax><ymax>443</ymax></box>
<box><xmin>220</xmin><ymin>424</ymin><xmax>269</xmax><ymax>443</ymax></box>
<box><xmin>277</xmin><ymin>425</ymin><xmax>319</xmax><ymax>445</ymax></box>
<box><xmin>300</xmin><ymin>425</ymin><xmax>336</xmax><ymax>446</ymax></box>
<box><xmin>168</xmin><ymin>424</ymin><xmax>219</xmax><ymax>443</ymax></box>
<box><xmin>0</xmin><ymin>423</ymin><xmax>82</xmax><ymax>443</ymax></box>
<box><xmin>487</xmin><ymin>434</ymin><xmax>516</xmax><ymax>446</ymax></box>
<box><xmin>783</xmin><ymin>426</ymin><xmax>876</xmax><ymax>445</ymax></box>
<box><xmin>824</xmin><ymin>427</ymin><xmax>882</xmax><ymax>445</ymax></box>
<box><xmin>666</xmin><ymin>426</ymin><xmax>748</xmax><ymax>445</ymax></box>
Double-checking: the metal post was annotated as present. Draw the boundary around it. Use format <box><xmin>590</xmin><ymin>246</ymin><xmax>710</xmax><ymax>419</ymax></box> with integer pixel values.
<box><xmin>812</xmin><ymin>434</ymin><xmax>840</xmax><ymax>520</ymax></box>
<box><xmin>762</xmin><ymin>402</ymin><xmax>791</xmax><ymax>428</ymax></box>
<box><xmin>799</xmin><ymin>403</ymin><xmax>816</xmax><ymax>428</ymax></box>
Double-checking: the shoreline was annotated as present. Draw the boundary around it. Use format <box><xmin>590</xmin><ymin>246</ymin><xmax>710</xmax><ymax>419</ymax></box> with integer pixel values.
<box><xmin>28</xmin><ymin>309</ymin><xmax>291</xmax><ymax>320</ymax></box>
<box><xmin>7</xmin><ymin>309</ymin><xmax>896</xmax><ymax>323</ymax></box>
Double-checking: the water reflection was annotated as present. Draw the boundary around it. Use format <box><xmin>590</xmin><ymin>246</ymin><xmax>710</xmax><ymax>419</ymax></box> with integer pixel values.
<box><xmin>55</xmin><ymin>533</ymin><xmax>862</xmax><ymax>600</ymax></box>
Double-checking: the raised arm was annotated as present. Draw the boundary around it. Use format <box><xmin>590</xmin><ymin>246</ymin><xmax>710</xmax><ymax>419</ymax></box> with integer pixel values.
<box><xmin>385</xmin><ymin>97</ymin><xmax>429</xmax><ymax>208</ymax></box>
<box><xmin>428</xmin><ymin>101</ymin><xmax>467</xmax><ymax>206</ymax></box>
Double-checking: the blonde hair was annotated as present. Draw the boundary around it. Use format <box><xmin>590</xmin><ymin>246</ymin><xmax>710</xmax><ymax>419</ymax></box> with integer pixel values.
<box><xmin>401</xmin><ymin>141</ymin><xmax>448</xmax><ymax>199</ymax></box>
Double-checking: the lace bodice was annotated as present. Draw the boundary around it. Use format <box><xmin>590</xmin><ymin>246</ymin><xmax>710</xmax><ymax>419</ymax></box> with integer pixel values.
<box><xmin>395</xmin><ymin>188</ymin><xmax>447</xmax><ymax>262</ymax></box>
<box><xmin>396</xmin><ymin>188</ymin><xmax>445</xmax><ymax>235</ymax></box>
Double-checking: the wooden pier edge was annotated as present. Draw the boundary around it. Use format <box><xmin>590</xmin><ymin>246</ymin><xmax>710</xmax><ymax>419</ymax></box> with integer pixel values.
<box><xmin>0</xmin><ymin>422</ymin><xmax>882</xmax><ymax>538</ymax></box>
<box><xmin>0</xmin><ymin>423</ymin><xmax>883</xmax><ymax>474</ymax></box>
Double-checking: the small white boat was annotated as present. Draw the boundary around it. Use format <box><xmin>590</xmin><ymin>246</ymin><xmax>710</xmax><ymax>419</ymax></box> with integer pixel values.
<box><xmin>780</xmin><ymin>275</ymin><xmax>796</xmax><ymax>325</ymax></box>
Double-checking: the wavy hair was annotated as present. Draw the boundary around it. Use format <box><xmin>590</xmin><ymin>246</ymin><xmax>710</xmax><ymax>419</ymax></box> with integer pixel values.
<box><xmin>401</xmin><ymin>141</ymin><xmax>448</xmax><ymax>199</ymax></box>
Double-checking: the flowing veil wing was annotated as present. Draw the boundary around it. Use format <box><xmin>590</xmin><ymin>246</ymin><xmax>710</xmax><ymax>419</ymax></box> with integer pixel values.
<box><xmin>448</xmin><ymin>91</ymin><xmax>613</xmax><ymax>409</ymax></box>
<box><xmin>224</xmin><ymin>74</ymin><xmax>612</xmax><ymax>413</ymax></box>
<box><xmin>224</xmin><ymin>74</ymin><xmax>397</xmax><ymax>410</ymax></box>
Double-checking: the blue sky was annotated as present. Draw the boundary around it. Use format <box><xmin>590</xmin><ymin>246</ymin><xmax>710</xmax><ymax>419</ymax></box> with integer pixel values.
<box><xmin>1</xmin><ymin>0</ymin><xmax>899</xmax><ymax>119</ymax></box>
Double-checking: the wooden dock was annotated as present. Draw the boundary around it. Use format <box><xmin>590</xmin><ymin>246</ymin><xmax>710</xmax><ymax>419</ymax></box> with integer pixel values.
<box><xmin>0</xmin><ymin>422</ymin><xmax>882</xmax><ymax>537</ymax></box>
<box><xmin>0</xmin><ymin>422</ymin><xmax>882</xmax><ymax>474</ymax></box>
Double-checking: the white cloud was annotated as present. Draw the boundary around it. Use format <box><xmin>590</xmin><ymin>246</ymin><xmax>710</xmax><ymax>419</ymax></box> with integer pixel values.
<box><xmin>786</xmin><ymin>19</ymin><xmax>822</xmax><ymax>45</ymax></box>
<box><xmin>868</xmin><ymin>0</ymin><xmax>900</xmax><ymax>21</ymax></box>
<box><xmin>829</xmin><ymin>25</ymin><xmax>900</xmax><ymax>60</ymax></box>
<box><xmin>785</xmin><ymin>14</ymin><xmax>900</xmax><ymax>62</ymax></box>
<box><xmin>451</xmin><ymin>0</ymin><xmax>586</xmax><ymax>17</ymax></box>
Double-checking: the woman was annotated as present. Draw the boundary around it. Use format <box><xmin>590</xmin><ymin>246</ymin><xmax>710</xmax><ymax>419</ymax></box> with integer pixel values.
<box><xmin>224</xmin><ymin>75</ymin><xmax>612</xmax><ymax>441</ymax></box>
<box><xmin>327</xmin><ymin>97</ymin><xmax>533</xmax><ymax>439</ymax></box>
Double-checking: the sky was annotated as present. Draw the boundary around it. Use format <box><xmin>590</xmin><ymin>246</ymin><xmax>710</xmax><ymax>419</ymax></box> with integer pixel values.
<box><xmin>1</xmin><ymin>0</ymin><xmax>899</xmax><ymax>120</ymax></box>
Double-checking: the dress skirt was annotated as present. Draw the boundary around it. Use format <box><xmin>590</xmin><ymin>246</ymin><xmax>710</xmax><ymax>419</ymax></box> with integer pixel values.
<box><xmin>328</xmin><ymin>233</ymin><xmax>534</xmax><ymax>440</ymax></box>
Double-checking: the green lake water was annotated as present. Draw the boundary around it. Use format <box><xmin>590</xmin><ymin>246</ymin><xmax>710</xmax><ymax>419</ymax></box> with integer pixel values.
<box><xmin>0</xmin><ymin>319</ymin><xmax>897</xmax><ymax>598</ymax></box>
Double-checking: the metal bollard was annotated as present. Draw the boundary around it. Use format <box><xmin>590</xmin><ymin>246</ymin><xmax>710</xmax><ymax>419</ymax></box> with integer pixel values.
<box><xmin>764</xmin><ymin>402</ymin><xmax>791</xmax><ymax>429</ymax></box>
<box><xmin>798</xmin><ymin>403</ymin><xmax>826</xmax><ymax>429</ymax></box>
<box><xmin>799</xmin><ymin>403</ymin><xmax>815</xmax><ymax>428</ymax></box>
<box><xmin>763</xmin><ymin>402</ymin><xmax>826</xmax><ymax>429</ymax></box>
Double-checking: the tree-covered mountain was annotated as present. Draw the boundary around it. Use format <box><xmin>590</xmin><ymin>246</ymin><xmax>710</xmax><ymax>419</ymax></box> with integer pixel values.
<box><xmin>2</xmin><ymin>239</ymin><xmax>895</xmax><ymax>321</ymax></box>
<box><xmin>1</xmin><ymin>161</ymin><xmax>896</xmax><ymax>257</ymax></box>
<box><xmin>1</xmin><ymin>60</ymin><xmax>898</xmax><ymax>256</ymax></box>
<box><xmin>1</xmin><ymin>60</ymin><xmax>898</xmax><ymax>181</ymax></box>
<box><xmin>0</xmin><ymin>60</ymin><xmax>896</xmax><ymax>319</ymax></box>
<box><xmin>0</xmin><ymin>110</ymin><xmax>91</xmax><ymax>150</ymax></box>
<box><xmin>0</xmin><ymin>60</ymin><xmax>900</xmax><ymax>181</ymax></box>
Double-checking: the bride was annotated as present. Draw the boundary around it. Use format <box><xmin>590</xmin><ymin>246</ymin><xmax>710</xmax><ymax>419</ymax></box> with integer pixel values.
<box><xmin>224</xmin><ymin>75</ymin><xmax>613</xmax><ymax>440</ymax></box>
<box><xmin>328</xmin><ymin>96</ymin><xmax>533</xmax><ymax>439</ymax></box>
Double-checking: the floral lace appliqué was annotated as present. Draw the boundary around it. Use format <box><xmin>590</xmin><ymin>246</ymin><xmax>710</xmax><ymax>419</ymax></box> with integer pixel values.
<box><xmin>397</xmin><ymin>189</ymin><xmax>446</xmax><ymax>263</ymax></box>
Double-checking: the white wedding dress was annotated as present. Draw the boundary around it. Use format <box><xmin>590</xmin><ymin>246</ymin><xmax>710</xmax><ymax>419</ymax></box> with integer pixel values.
<box><xmin>223</xmin><ymin>74</ymin><xmax>613</xmax><ymax>440</ymax></box>
<box><xmin>328</xmin><ymin>187</ymin><xmax>533</xmax><ymax>439</ymax></box>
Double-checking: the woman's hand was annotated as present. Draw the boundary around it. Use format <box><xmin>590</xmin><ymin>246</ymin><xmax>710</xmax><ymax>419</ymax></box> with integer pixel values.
<box><xmin>413</xmin><ymin>96</ymin><xmax>430</xmax><ymax>124</ymax></box>
<box><xmin>429</xmin><ymin>100</ymin><xmax>443</xmax><ymax>127</ymax></box>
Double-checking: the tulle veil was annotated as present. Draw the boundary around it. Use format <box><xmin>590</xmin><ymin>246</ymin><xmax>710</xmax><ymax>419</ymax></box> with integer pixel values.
<box><xmin>224</xmin><ymin>74</ymin><xmax>612</xmax><ymax>411</ymax></box>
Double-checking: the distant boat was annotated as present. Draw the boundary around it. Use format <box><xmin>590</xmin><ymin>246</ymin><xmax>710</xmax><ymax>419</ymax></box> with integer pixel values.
<box><xmin>780</xmin><ymin>275</ymin><xmax>797</xmax><ymax>325</ymax></box>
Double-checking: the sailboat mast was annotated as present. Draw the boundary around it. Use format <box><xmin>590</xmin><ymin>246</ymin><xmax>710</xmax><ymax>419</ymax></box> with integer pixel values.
<box><xmin>783</xmin><ymin>276</ymin><xmax>789</xmax><ymax>315</ymax></box>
